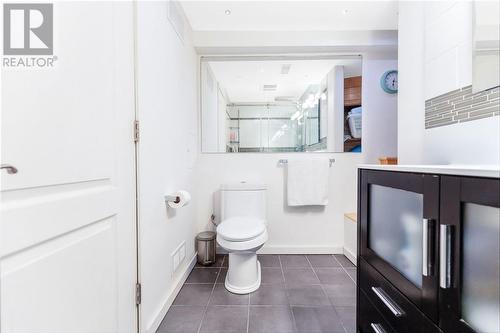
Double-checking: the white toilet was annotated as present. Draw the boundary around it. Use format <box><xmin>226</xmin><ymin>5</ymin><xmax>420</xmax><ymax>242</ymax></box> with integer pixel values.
<box><xmin>216</xmin><ymin>182</ymin><xmax>268</xmax><ymax>294</ymax></box>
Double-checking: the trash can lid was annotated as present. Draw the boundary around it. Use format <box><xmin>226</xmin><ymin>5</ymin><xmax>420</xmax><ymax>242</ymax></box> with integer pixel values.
<box><xmin>196</xmin><ymin>231</ymin><xmax>216</xmax><ymax>241</ymax></box>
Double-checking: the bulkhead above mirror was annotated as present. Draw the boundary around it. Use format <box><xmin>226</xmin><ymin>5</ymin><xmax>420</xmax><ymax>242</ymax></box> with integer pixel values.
<box><xmin>200</xmin><ymin>56</ymin><xmax>363</xmax><ymax>153</ymax></box>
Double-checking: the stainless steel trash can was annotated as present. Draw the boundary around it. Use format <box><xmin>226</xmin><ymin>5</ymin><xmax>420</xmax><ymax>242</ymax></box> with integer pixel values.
<box><xmin>196</xmin><ymin>231</ymin><xmax>216</xmax><ymax>266</ymax></box>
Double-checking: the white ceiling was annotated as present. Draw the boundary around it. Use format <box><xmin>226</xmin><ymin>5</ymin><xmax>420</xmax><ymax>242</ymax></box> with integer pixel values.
<box><xmin>208</xmin><ymin>58</ymin><xmax>362</xmax><ymax>103</ymax></box>
<box><xmin>180</xmin><ymin>1</ymin><xmax>398</xmax><ymax>32</ymax></box>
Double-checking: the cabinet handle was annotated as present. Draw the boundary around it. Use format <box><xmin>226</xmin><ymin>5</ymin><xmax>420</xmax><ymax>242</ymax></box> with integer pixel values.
<box><xmin>370</xmin><ymin>323</ymin><xmax>387</xmax><ymax>333</ymax></box>
<box><xmin>371</xmin><ymin>286</ymin><xmax>405</xmax><ymax>317</ymax></box>
<box><xmin>422</xmin><ymin>218</ymin><xmax>435</xmax><ymax>276</ymax></box>
<box><xmin>440</xmin><ymin>224</ymin><xmax>454</xmax><ymax>288</ymax></box>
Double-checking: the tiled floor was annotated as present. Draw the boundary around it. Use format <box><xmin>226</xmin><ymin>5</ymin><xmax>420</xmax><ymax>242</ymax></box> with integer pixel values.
<box><xmin>157</xmin><ymin>254</ymin><xmax>356</xmax><ymax>333</ymax></box>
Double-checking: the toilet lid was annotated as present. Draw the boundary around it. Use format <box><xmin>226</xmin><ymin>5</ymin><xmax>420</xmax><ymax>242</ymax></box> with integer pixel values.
<box><xmin>217</xmin><ymin>217</ymin><xmax>266</xmax><ymax>242</ymax></box>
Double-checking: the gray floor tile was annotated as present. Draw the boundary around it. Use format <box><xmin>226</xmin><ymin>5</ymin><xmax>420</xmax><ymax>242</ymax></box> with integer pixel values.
<box><xmin>196</xmin><ymin>254</ymin><xmax>226</xmax><ymax>268</ymax></box>
<box><xmin>200</xmin><ymin>306</ymin><xmax>248</xmax><ymax>333</ymax></box>
<box><xmin>335</xmin><ymin>306</ymin><xmax>356</xmax><ymax>333</ymax></box>
<box><xmin>306</xmin><ymin>255</ymin><xmax>341</xmax><ymax>268</ymax></box>
<box><xmin>216</xmin><ymin>268</ymin><xmax>227</xmax><ymax>283</ymax></box>
<box><xmin>186</xmin><ymin>268</ymin><xmax>220</xmax><ymax>284</ymax></box>
<box><xmin>173</xmin><ymin>284</ymin><xmax>214</xmax><ymax>306</ymax></box>
<box><xmin>261</xmin><ymin>267</ymin><xmax>285</xmax><ymax>284</ymax></box>
<box><xmin>280</xmin><ymin>255</ymin><xmax>311</xmax><ymax>268</ymax></box>
<box><xmin>209</xmin><ymin>284</ymin><xmax>249</xmax><ymax>305</ymax></box>
<box><xmin>284</xmin><ymin>268</ymin><xmax>320</xmax><ymax>285</ymax></box>
<box><xmin>345</xmin><ymin>269</ymin><xmax>356</xmax><ymax>283</ymax></box>
<box><xmin>161</xmin><ymin>255</ymin><xmax>358</xmax><ymax>333</ymax></box>
<box><xmin>258</xmin><ymin>254</ymin><xmax>281</xmax><ymax>267</ymax></box>
<box><xmin>333</xmin><ymin>255</ymin><xmax>355</xmax><ymax>268</ymax></box>
<box><xmin>292</xmin><ymin>306</ymin><xmax>345</xmax><ymax>333</ymax></box>
<box><xmin>250</xmin><ymin>284</ymin><xmax>288</xmax><ymax>305</ymax></box>
<box><xmin>322</xmin><ymin>284</ymin><xmax>356</xmax><ymax>307</ymax></box>
<box><xmin>314</xmin><ymin>268</ymin><xmax>354</xmax><ymax>285</ymax></box>
<box><xmin>286</xmin><ymin>285</ymin><xmax>330</xmax><ymax>306</ymax></box>
<box><xmin>249</xmin><ymin>306</ymin><xmax>295</xmax><ymax>333</ymax></box>
<box><xmin>157</xmin><ymin>306</ymin><xmax>205</xmax><ymax>333</ymax></box>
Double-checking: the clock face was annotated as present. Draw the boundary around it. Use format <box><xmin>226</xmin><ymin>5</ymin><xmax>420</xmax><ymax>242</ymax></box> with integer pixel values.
<box><xmin>381</xmin><ymin>70</ymin><xmax>398</xmax><ymax>93</ymax></box>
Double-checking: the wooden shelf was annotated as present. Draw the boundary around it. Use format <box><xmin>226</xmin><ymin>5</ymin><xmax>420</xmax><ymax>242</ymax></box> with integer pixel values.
<box><xmin>344</xmin><ymin>212</ymin><xmax>357</xmax><ymax>223</ymax></box>
<box><xmin>344</xmin><ymin>76</ymin><xmax>362</xmax><ymax>106</ymax></box>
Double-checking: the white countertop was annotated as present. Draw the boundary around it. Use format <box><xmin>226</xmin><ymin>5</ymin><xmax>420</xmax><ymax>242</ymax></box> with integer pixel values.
<box><xmin>358</xmin><ymin>164</ymin><xmax>500</xmax><ymax>178</ymax></box>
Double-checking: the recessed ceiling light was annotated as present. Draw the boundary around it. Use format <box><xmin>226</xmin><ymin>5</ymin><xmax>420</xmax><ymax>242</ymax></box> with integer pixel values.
<box><xmin>342</xmin><ymin>9</ymin><xmax>349</xmax><ymax>15</ymax></box>
<box><xmin>225</xmin><ymin>9</ymin><xmax>231</xmax><ymax>15</ymax></box>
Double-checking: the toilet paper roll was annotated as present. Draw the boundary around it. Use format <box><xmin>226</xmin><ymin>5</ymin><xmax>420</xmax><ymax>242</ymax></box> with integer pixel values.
<box><xmin>168</xmin><ymin>190</ymin><xmax>191</xmax><ymax>208</ymax></box>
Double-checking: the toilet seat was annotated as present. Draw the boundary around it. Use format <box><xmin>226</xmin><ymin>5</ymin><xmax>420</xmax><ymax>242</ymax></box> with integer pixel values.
<box><xmin>217</xmin><ymin>217</ymin><xmax>266</xmax><ymax>242</ymax></box>
<box><xmin>217</xmin><ymin>217</ymin><xmax>268</xmax><ymax>252</ymax></box>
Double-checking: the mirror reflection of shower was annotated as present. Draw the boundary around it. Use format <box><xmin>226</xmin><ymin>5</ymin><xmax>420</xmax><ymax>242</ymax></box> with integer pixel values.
<box><xmin>201</xmin><ymin>56</ymin><xmax>362</xmax><ymax>153</ymax></box>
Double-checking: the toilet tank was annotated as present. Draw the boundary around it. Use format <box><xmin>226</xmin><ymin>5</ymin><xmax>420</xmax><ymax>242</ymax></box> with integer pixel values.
<box><xmin>220</xmin><ymin>183</ymin><xmax>266</xmax><ymax>221</ymax></box>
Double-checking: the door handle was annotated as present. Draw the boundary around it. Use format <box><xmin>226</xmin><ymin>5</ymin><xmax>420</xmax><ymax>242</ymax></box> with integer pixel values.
<box><xmin>0</xmin><ymin>164</ymin><xmax>18</xmax><ymax>174</ymax></box>
<box><xmin>439</xmin><ymin>224</ymin><xmax>454</xmax><ymax>288</ymax></box>
<box><xmin>371</xmin><ymin>286</ymin><xmax>405</xmax><ymax>317</ymax></box>
<box><xmin>370</xmin><ymin>323</ymin><xmax>387</xmax><ymax>333</ymax></box>
<box><xmin>422</xmin><ymin>218</ymin><xmax>435</xmax><ymax>276</ymax></box>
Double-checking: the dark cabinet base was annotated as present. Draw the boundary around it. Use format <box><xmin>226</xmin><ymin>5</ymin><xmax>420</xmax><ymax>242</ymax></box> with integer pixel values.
<box><xmin>357</xmin><ymin>168</ymin><xmax>499</xmax><ymax>333</ymax></box>
<box><xmin>357</xmin><ymin>258</ymin><xmax>441</xmax><ymax>333</ymax></box>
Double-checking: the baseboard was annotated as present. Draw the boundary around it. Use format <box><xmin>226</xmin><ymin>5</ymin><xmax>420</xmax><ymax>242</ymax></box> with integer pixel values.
<box><xmin>343</xmin><ymin>247</ymin><xmax>357</xmax><ymax>266</ymax></box>
<box><xmin>257</xmin><ymin>245</ymin><xmax>343</xmax><ymax>254</ymax></box>
<box><xmin>146</xmin><ymin>252</ymin><xmax>197</xmax><ymax>333</ymax></box>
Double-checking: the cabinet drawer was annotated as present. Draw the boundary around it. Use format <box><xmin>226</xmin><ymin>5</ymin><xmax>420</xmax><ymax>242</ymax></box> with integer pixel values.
<box><xmin>359</xmin><ymin>259</ymin><xmax>441</xmax><ymax>333</ymax></box>
<box><xmin>358</xmin><ymin>289</ymin><xmax>395</xmax><ymax>333</ymax></box>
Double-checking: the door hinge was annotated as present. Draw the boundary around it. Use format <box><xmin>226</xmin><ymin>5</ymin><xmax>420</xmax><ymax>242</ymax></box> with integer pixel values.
<box><xmin>135</xmin><ymin>282</ymin><xmax>142</xmax><ymax>305</ymax></box>
<box><xmin>133</xmin><ymin>120</ymin><xmax>140</xmax><ymax>143</ymax></box>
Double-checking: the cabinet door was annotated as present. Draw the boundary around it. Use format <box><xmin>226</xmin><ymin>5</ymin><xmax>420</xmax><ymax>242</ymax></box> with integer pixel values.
<box><xmin>359</xmin><ymin>170</ymin><xmax>440</xmax><ymax>322</ymax></box>
<box><xmin>440</xmin><ymin>176</ymin><xmax>500</xmax><ymax>333</ymax></box>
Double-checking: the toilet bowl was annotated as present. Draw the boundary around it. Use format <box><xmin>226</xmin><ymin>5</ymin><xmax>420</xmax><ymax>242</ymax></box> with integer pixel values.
<box><xmin>216</xmin><ymin>183</ymin><xmax>267</xmax><ymax>294</ymax></box>
<box><xmin>217</xmin><ymin>217</ymin><xmax>268</xmax><ymax>294</ymax></box>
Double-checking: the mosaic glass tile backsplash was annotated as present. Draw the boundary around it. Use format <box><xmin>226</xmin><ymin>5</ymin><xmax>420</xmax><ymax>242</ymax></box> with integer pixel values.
<box><xmin>425</xmin><ymin>85</ymin><xmax>500</xmax><ymax>129</ymax></box>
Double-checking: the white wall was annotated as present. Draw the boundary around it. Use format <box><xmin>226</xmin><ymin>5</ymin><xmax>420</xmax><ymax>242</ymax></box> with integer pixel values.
<box><xmin>136</xmin><ymin>2</ymin><xmax>198</xmax><ymax>332</ymax></box>
<box><xmin>201</xmin><ymin>62</ymin><xmax>219</xmax><ymax>152</ymax></box>
<box><xmin>195</xmin><ymin>153</ymin><xmax>362</xmax><ymax>254</ymax></box>
<box><xmin>361</xmin><ymin>56</ymin><xmax>399</xmax><ymax>163</ymax></box>
<box><xmin>397</xmin><ymin>1</ymin><xmax>425</xmax><ymax>164</ymax></box>
<box><xmin>191</xmin><ymin>8</ymin><xmax>399</xmax><ymax>256</ymax></box>
<box><xmin>217</xmin><ymin>86</ymin><xmax>228</xmax><ymax>151</ymax></box>
<box><xmin>398</xmin><ymin>1</ymin><xmax>500</xmax><ymax>165</ymax></box>
<box><xmin>327</xmin><ymin>66</ymin><xmax>345</xmax><ymax>152</ymax></box>
<box><xmin>194</xmin><ymin>55</ymin><xmax>396</xmax><ymax>253</ymax></box>
<box><xmin>424</xmin><ymin>1</ymin><xmax>472</xmax><ymax>100</ymax></box>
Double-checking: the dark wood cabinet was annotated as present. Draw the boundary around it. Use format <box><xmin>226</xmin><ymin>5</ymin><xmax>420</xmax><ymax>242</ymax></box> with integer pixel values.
<box><xmin>357</xmin><ymin>168</ymin><xmax>500</xmax><ymax>333</ymax></box>
<box><xmin>439</xmin><ymin>176</ymin><xmax>500</xmax><ymax>333</ymax></box>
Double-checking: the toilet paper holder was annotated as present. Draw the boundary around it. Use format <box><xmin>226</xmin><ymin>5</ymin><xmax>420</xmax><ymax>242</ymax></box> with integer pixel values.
<box><xmin>165</xmin><ymin>195</ymin><xmax>181</xmax><ymax>204</ymax></box>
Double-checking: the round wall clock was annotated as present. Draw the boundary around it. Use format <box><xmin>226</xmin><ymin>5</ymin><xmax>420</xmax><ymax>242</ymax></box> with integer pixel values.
<box><xmin>380</xmin><ymin>70</ymin><xmax>398</xmax><ymax>94</ymax></box>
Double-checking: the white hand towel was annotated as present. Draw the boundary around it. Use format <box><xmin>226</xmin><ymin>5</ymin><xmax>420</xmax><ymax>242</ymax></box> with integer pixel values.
<box><xmin>287</xmin><ymin>158</ymin><xmax>329</xmax><ymax>206</ymax></box>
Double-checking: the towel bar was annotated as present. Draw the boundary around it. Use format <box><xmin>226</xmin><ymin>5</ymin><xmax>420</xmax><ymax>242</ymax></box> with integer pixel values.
<box><xmin>278</xmin><ymin>158</ymin><xmax>335</xmax><ymax>167</ymax></box>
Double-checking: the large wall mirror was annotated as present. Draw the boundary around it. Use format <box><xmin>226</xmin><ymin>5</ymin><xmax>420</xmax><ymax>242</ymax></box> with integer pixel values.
<box><xmin>200</xmin><ymin>55</ymin><xmax>363</xmax><ymax>153</ymax></box>
<box><xmin>473</xmin><ymin>1</ymin><xmax>500</xmax><ymax>93</ymax></box>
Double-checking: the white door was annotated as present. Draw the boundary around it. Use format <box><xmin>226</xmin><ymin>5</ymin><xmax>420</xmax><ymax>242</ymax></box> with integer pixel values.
<box><xmin>1</xmin><ymin>2</ymin><xmax>137</xmax><ymax>333</ymax></box>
